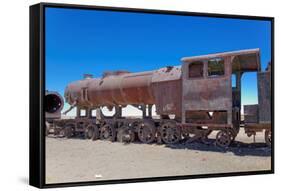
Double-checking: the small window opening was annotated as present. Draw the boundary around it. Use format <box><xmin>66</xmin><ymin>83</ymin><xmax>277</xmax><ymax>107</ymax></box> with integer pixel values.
<box><xmin>208</xmin><ymin>58</ymin><xmax>224</xmax><ymax>77</ymax></box>
<box><xmin>189</xmin><ymin>61</ymin><xmax>204</xmax><ymax>78</ymax></box>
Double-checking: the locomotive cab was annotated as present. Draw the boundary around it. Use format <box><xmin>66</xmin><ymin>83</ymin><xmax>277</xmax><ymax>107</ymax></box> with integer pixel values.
<box><xmin>181</xmin><ymin>49</ymin><xmax>263</xmax><ymax>146</ymax></box>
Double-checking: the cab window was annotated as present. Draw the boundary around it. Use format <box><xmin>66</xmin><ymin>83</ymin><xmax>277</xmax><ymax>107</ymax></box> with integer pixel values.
<box><xmin>188</xmin><ymin>61</ymin><xmax>204</xmax><ymax>78</ymax></box>
<box><xmin>208</xmin><ymin>58</ymin><xmax>224</xmax><ymax>77</ymax></box>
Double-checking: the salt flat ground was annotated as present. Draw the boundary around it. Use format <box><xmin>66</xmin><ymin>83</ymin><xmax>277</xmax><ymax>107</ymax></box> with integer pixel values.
<box><xmin>46</xmin><ymin>131</ymin><xmax>271</xmax><ymax>184</ymax></box>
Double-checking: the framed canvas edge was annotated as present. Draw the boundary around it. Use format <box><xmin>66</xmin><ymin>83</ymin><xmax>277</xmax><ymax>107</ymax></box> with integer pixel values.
<box><xmin>29</xmin><ymin>3</ymin><xmax>44</xmax><ymax>189</ymax></box>
<box><xmin>29</xmin><ymin>2</ymin><xmax>275</xmax><ymax>189</ymax></box>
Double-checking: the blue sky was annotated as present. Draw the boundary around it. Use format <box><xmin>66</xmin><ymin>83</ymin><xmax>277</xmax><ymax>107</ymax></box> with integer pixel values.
<box><xmin>45</xmin><ymin>7</ymin><xmax>271</xmax><ymax>108</ymax></box>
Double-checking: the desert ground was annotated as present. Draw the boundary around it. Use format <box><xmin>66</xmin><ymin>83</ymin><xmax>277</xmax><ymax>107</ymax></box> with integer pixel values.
<box><xmin>46</xmin><ymin>130</ymin><xmax>271</xmax><ymax>184</ymax></box>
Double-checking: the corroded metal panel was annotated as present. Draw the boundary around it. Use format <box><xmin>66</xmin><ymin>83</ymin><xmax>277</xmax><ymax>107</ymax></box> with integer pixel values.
<box><xmin>151</xmin><ymin>66</ymin><xmax>181</xmax><ymax>83</ymax></box>
<box><xmin>258</xmin><ymin>71</ymin><xmax>271</xmax><ymax>123</ymax></box>
<box><xmin>244</xmin><ymin>104</ymin><xmax>259</xmax><ymax>123</ymax></box>
<box><xmin>152</xmin><ymin>80</ymin><xmax>182</xmax><ymax>116</ymax></box>
<box><xmin>65</xmin><ymin>71</ymin><xmax>156</xmax><ymax>107</ymax></box>
<box><xmin>120</xmin><ymin>72</ymin><xmax>155</xmax><ymax>105</ymax></box>
<box><xmin>151</xmin><ymin>65</ymin><xmax>182</xmax><ymax>116</ymax></box>
<box><xmin>65</xmin><ymin>65</ymin><xmax>182</xmax><ymax>109</ymax></box>
<box><xmin>185</xmin><ymin>111</ymin><xmax>227</xmax><ymax>124</ymax></box>
<box><xmin>181</xmin><ymin>58</ymin><xmax>232</xmax><ymax>112</ymax></box>
<box><xmin>182</xmin><ymin>78</ymin><xmax>232</xmax><ymax>110</ymax></box>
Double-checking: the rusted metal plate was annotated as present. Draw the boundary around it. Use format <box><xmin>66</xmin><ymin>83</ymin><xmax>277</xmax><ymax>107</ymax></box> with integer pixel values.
<box><xmin>258</xmin><ymin>70</ymin><xmax>271</xmax><ymax>123</ymax></box>
<box><xmin>150</xmin><ymin>66</ymin><xmax>182</xmax><ymax>116</ymax></box>
<box><xmin>185</xmin><ymin>111</ymin><xmax>227</xmax><ymax>124</ymax></box>
<box><xmin>180</xmin><ymin>123</ymin><xmax>232</xmax><ymax>128</ymax></box>
<box><xmin>120</xmin><ymin>72</ymin><xmax>155</xmax><ymax>105</ymax></box>
<box><xmin>244</xmin><ymin>123</ymin><xmax>271</xmax><ymax>130</ymax></box>
<box><xmin>65</xmin><ymin>79</ymin><xmax>90</xmax><ymax>105</ymax></box>
<box><xmin>65</xmin><ymin>65</ymin><xmax>183</xmax><ymax>113</ymax></box>
<box><xmin>152</xmin><ymin>80</ymin><xmax>182</xmax><ymax>116</ymax></box>
<box><xmin>65</xmin><ymin>71</ymin><xmax>156</xmax><ymax>108</ymax></box>
<box><xmin>182</xmin><ymin>78</ymin><xmax>232</xmax><ymax>110</ymax></box>
<box><xmin>181</xmin><ymin>56</ymin><xmax>232</xmax><ymax>111</ymax></box>
<box><xmin>151</xmin><ymin>66</ymin><xmax>181</xmax><ymax>83</ymax></box>
<box><xmin>244</xmin><ymin>104</ymin><xmax>259</xmax><ymax>123</ymax></box>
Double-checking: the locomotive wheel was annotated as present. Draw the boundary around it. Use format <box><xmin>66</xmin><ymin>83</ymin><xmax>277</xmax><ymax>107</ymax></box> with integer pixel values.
<box><xmin>215</xmin><ymin>130</ymin><xmax>231</xmax><ymax>148</ymax></box>
<box><xmin>138</xmin><ymin>121</ymin><xmax>156</xmax><ymax>143</ymax></box>
<box><xmin>160</xmin><ymin>122</ymin><xmax>181</xmax><ymax>144</ymax></box>
<box><xmin>63</xmin><ymin>123</ymin><xmax>75</xmax><ymax>138</ymax></box>
<box><xmin>117</xmin><ymin>126</ymin><xmax>135</xmax><ymax>143</ymax></box>
<box><xmin>84</xmin><ymin>124</ymin><xmax>99</xmax><ymax>140</ymax></box>
<box><xmin>100</xmin><ymin>124</ymin><xmax>116</xmax><ymax>141</ymax></box>
<box><xmin>265</xmin><ymin>130</ymin><xmax>272</xmax><ymax>147</ymax></box>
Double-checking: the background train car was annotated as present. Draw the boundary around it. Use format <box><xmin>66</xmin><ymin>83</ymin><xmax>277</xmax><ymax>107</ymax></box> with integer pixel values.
<box><xmin>243</xmin><ymin>63</ymin><xmax>272</xmax><ymax>146</ymax></box>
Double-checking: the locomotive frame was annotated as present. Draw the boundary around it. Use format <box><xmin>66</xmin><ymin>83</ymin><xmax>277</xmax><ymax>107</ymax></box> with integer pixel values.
<box><xmin>30</xmin><ymin>2</ymin><xmax>274</xmax><ymax>189</ymax></box>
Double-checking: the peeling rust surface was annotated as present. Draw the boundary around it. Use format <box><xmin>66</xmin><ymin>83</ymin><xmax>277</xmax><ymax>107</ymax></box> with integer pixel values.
<box><xmin>258</xmin><ymin>70</ymin><xmax>271</xmax><ymax>123</ymax></box>
<box><xmin>244</xmin><ymin>104</ymin><xmax>259</xmax><ymax>124</ymax></box>
<box><xmin>181</xmin><ymin>56</ymin><xmax>232</xmax><ymax>112</ymax></box>
<box><xmin>152</xmin><ymin>80</ymin><xmax>182</xmax><ymax>116</ymax></box>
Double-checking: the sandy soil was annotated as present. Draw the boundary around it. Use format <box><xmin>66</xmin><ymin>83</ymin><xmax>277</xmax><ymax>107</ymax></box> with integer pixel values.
<box><xmin>46</xmin><ymin>131</ymin><xmax>271</xmax><ymax>184</ymax></box>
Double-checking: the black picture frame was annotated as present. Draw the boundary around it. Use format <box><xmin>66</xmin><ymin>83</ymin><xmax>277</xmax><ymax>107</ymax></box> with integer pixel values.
<box><xmin>29</xmin><ymin>2</ymin><xmax>274</xmax><ymax>188</ymax></box>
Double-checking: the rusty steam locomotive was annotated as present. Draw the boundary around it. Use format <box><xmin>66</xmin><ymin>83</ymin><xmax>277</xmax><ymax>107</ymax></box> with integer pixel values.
<box><xmin>45</xmin><ymin>49</ymin><xmax>272</xmax><ymax>147</ymax></box>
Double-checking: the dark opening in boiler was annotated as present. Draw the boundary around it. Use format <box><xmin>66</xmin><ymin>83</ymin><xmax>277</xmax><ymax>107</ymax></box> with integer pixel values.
<box><xmin>45</xmin><ymin>94</ymin><xmax>62</xmax><ymax>113</ymax></box>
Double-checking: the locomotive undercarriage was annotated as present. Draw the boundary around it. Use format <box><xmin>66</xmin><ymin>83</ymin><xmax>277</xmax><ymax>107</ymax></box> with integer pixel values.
<box><xmin>48</xmin><ymin>106</ymin><xmax>242</xmax><ymax>148</ymax></box>
<box><xmin>49</xmin><ymin>119</ymin><xmax>271</xmax><ymax>148</ymax></box>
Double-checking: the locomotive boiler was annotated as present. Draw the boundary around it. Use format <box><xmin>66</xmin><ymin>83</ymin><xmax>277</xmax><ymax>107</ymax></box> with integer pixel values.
<box><xmin>47</xmin><ymin>49</ymin><xmax>272</xmax><ymax>147</ymax></box>
<box><xmin>64</xmin><ymin>66</ymin><xmax>182</xmax><ymax>117</ymax></box>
